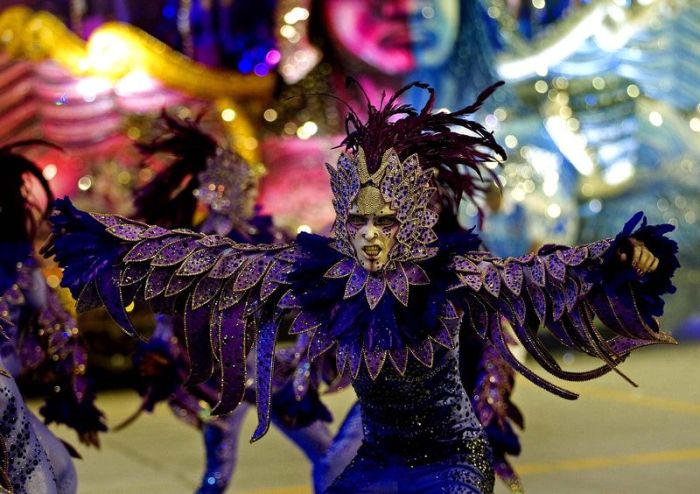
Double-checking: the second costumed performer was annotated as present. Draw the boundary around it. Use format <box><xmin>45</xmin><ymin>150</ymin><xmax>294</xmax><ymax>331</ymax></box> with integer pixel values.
<box><xmin>42</xmin><ymin>81</ymin><xmax>679</xmax><ymax>494</ymax></box>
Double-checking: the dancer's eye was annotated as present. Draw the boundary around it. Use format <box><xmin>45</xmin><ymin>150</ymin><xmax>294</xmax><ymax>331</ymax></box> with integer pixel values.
<box><xmin>375</xmin><ymin>215</ymin><xmax>397</xmax><ymax>227</ymax></box>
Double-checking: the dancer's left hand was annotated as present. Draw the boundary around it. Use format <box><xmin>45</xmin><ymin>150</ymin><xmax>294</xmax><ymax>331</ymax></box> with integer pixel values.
<box><xmin>618</xmin><ymin>238</ymin><xmax>659</xmax><ymax>275</ymax></box>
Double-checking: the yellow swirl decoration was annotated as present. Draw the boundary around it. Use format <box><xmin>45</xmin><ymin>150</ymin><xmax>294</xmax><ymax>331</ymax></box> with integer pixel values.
<box><xmin>0</xmin><ymin>7</ymin><xmax>274</xmax><ymax>101</ymax></box>
<box><xmin>214</xmin><ymin>98</ymin><xmax>266</xmax><ymax>173</ymax></box>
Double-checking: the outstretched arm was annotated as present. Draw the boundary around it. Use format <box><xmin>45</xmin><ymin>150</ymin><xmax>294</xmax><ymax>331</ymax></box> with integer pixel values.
<box><xmin>42</xmin><ymin>198</ymin><xmax>297</xmax><ymax>441</ymax></box>
<box><xmin>449</xmin><ymin>212</ymin><xmax>679</xmax><ymax>399</ymax></box>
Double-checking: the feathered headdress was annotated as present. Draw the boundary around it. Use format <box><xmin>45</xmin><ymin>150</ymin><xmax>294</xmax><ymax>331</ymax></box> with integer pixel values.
<box><xmin>340</xmin><ymin>80</ymin><xmax>506</xmax><ymax>223</ymax></box>
<box><xmin>1</xmin><ymin>140</ymin><xmax>57</xmax><ymax>243</ymax></box>
<box><xmin>132</xmin><ymin>112</ymin><xmax>218</xmax><ymax>229</ymax></box>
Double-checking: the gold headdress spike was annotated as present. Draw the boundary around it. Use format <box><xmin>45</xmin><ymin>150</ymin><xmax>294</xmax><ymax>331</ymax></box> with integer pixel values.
<box><xmin>356</xmin><ymin>147</ymin><xmax>394</xmax><ymax>186</ymax></box>
<box><xmin>354</xmin><ymin>147</ymin><xmax>399</xmax><ymax>215</ymax></box>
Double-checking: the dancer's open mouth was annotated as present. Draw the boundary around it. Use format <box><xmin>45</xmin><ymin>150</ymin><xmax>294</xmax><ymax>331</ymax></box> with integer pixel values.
<box><xmin>362</xmin><ymin>245</ymin><xmax>382</xmax><ymax>257</ymax></box>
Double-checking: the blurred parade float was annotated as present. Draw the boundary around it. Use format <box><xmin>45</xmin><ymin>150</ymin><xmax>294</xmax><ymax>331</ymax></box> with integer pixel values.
<box><xmin>0</xmin><ymin>0</ymin><xmax>697</xmax><ymax>374</ymax></box>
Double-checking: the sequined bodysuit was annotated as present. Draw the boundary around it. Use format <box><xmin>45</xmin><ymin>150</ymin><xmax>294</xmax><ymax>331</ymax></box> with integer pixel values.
<box><xmin>328</xmin><ymin>346</ymin><xmax>494</xmax><ymax>494</ymax></box>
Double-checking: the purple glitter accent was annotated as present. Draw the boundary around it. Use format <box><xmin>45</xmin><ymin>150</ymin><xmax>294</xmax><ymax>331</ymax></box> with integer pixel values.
<box><xmin>251</xmin><ymin>319</ymin><xmax>280</xmax><ymax>442</ymax></box>
<box><xmin>529</xmin><ymin>258</ymin><xmax>546</xmax><ymax>287</ymax></box>
<box><xmin>119</xmin><ymin>262</ymin><xmax>150</xmax><ymax>286</ymax></box>
<box><xmin>107</xmin><ymin>224</ymin><xmax>147</xmax><ymax>241</ymax></box>
<box><xmin>442</xmin><ymin>302</ymin><xmax>458</xmax><ymax>319</ymax></box>
<box><xmin>510</xmin><ymin>297</ymin><xmax>526</xmax><ymax>326</ymax></box>
<box><xmin>347</xmin><ymin>342</ymin><xmax>362</xmax><ymax>378</ymax></box>
<box><xmin>481</xmin><ymin>264</ymin><xmax>501</xmax><ymax>297</ymax></box>
<box><xmin>410</xmin><ymin>339</ymin><xmax>434</xmax><ymax>367</ymax></box>
<box><xmin>608</xmin><ymin>337</ymin><xmax>657</xmax><ymax>356</ymax></box>
<box><xmin>386</xmin><ymin>267</ymin><xmax>409</xmax><ymax>306</ymax></box>
<box><xmin>453</xmin><ymin>256</ymin><xmax>478</xmax><ymax>273</ymax></box>
<box><xmin>276</xmin><ymin>248</ymin><xmax>299</xmax><ymax>263</ymax></box>
<box><xmin>502</xmin><ymin>262</ymin><xmax>523</xmax><ymax>296</ymax></box>
<box><xmin>266</xmin><ymin>260</ymin><xmax>292</xmax><ymax>283</ymax></box>
<box><xmin>418</xmin><ymin>208</ymin><xmax>440</xmax><ymax>227</ymax></box>
<box><xmin>325</xmin><ymin>258</ymin><xmax>355</xmax><ymax>279</ymax></box>
<box><xmin>396</xmin><ymin>198</ymin><xmax>416</xmax><ymax>223</ymax></box>
<box><xmin>396</xmin><ymin>222</ymin><xmax>416</xmax><ymax>243</ymax></box>
<box><xmin>402</xmin><ymin>263</ymin><xmax>429</xmax><ymax>285</ymax></box>
<box><xmin>233</xmin><ymin>255</ymin><xmax>269</xmax><ymax>291</ymax></box>
<box><xmin>546</xmin><ymin>255</ymin><xmax>566</xmax><ymax>283</ymax></box>
<box><xmin>365</xmin><ymin>274</ymin><xmax>386</xmax><ymax>310</ymax></box>
<box><xmin>389</xmin><ymin>347</ymin><xmax>408</xmax><ymax>375</ymax></box>
<box><xmin>183</xmin><ymin>302</ymin><xmax>214</xmax><ymax>385</ymax></box>
<box><xmin>364</xmin><ymin>349</ymin><xmax>386</xmax><ymax>379</ymax></box>
<box><xmin>309</xmin><ymin>330</ymin><xmax>335</xmax><ymax>360</ymax></box>
<box><xmin>144</xmin><ymin>268</ymin><xmax>171</xmax><ymax>300</ymax></box>
<box><xmin>336</xmin><ymin>344</ymin><xmax>349</xmax><ymax>375</ymax></box>
<box><xmin>198</xmin><ymin>235</ymin><xmax>230</xmax><ymax>248</ymax></box>
<box><xmin>76</xmin><ymin>282</ymin><xmax>102</xmax><ymax>313</ymax></box>
<box><xmin>527</xmin><ymin>284</ymin><xmax>547</xmax><ymax>324</ymax></box>
<box><xmin>289</xmin><ymin>312</ymin><xmax>321</xmax><ymax>334</ymax></box>
<box><xmin>440</xmin><ymin>315</ymin><xmax>461</xmax><ymax>337</ymax></box>
<box><xmin>178</xmin><ymin>248</ymin><xmax>221</xmax><ymax>276</ymax></box>
<box><xmin>152</xmin><ymin>238</ymin><xmax>200</xmax><ymax>266</ymax></box>
<box><xmin>192</xmin><ymin>276</ymin><xmax>224</xmax><ymax>309</ymax></box>
<box><xmin>209</xmin><ymin>252</ymin><xmax>245</xmax><ymax>278</ymax></box>
<box><xmin>217</xmin><ymin>278</ymin><xmax>246</xmax><ymax>311</ymax></box>
<box><xmin>468</xmin><ymin>299</ymin><xmax>489</xmax><ymax>338</ymax></box>
<box><xmin>459</xmin><ymin>273</ymin><xmax>482</xmax><ymax>292</ymax></box>
<box><xmin>140</xmin><ymin>225</ymin><xmax>170</xmax><ymax>238</ymax></box>
<box><xmin>260</xmin><ymin>277</ymin><xmax>279</xmax><ymax>301</ymax></box>
<box><xmin>566</xmin><ymin>246</ymin><xmax>588</xmax><ymax>266</ymax></box>
<box><xmin>344</xmin><ymin>265</ymin><xmax>369</xmax><ymax>299</ymax></box>
<box><xmin>587</xmin><ymin>240</ymin><xmax>610</xmax><ymax>259</ymax></box>
<box><xmin>418</xmin><ymin>188</ymin><xmax>435</xmax><ymax>207</ymax></box>
<box><xmin>165</xmin><ymin>274</ymin><xmax>196</xmax><ymax>297</ymax></box>
<box><xmin>432</xmin><ymin>323</ymin><xmax>454</xmax><ymax>348</ymax></box>
<box><xmin>124</xmin><ymin>236</ymin><xmax>181</xmax><ymax>262</ymax></box>
<box><xmin>550</xmin><ymin>288</ymin><xmax>566</xmax><ymax>321</ymax></box>
<box><xmin>416</xmin><ymin>227</ymin><xmax>438</xmax><ymax>245</ymax></box>
<box><xmin>564</xmin><ymin>278</ymin><xmax>578</xmax><ymax>311</ymax></box>
<box><xmin>211</xmin><ymin>305</ymin><xmax>246</xmax><ymax>415</ymax></box>
<box><xmin>90</xmin><ymin>212</ymin><xmax>122</xmax><ymax>227</ymax></box>
<box><xmin>278</xmin><ymin>290</ymin><xmax>300</xmax><ymax>309</ymax></box>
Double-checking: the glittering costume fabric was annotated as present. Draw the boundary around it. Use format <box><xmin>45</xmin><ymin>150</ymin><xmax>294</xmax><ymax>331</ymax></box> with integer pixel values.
<box><xmin>0</xmin><ymin>370</ymin><xmax>59</xmax><ymax>494</ymax></box>
<box><xmin>328</xmin><ymin>346</ymin><xmax>494</xmax><ymax>493</ymax></box>
<box><xmin>44</xmin><ymin>82</ymin><xmax>679</xmax><ymax>493</ymax></box>
<box><xmin>0</xmin><ymin>244</ymin><xmax>100</xmax><ymax>494</ymax></box>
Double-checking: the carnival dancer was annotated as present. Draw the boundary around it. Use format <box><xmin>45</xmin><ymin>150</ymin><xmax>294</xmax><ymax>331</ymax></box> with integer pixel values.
<box><xmin>44</xmin><ymin>82</ymin><xmax>679</xmax><ymax>493</ymax></box>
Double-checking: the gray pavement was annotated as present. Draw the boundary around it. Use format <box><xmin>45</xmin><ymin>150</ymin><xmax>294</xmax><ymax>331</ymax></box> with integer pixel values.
<box><xmin>32</xmin><ymin>343</ymin><xmax>700</xmax><ymax>494</ymax></box>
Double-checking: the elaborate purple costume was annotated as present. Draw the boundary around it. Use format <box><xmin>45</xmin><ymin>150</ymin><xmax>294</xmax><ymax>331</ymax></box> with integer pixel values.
<box><xmin>43</xmin><ymin>83</ymin><xmax>679</xmax><ymax>493</ymax></box>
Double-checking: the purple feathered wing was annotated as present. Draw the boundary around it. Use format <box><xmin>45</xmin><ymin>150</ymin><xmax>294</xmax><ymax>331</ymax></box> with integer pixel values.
<box><xmin>42</xmin><ymin>198</ymin><xmax>297</xmax><ymax>441</ymax></box>
<box><xmin>449</xmin><ymin>212</ymin><xmax>679</xmax><ymax>400</ymax></box>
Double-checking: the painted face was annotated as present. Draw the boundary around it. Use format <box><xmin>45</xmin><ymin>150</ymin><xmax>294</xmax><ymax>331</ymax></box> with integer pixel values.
<box><xmin>323</xmin><ymin>0</ymin><xmax>459</xmax><ymax>75</ymax></box>
<box><xmin>346</xmin><ymin>189</ymin><xmax>399</xmax><ymax>272</ymax></box>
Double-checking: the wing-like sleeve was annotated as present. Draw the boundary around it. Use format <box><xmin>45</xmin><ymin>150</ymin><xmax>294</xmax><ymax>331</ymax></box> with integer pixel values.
<box><xmin>449</xmin><ymin>212</ymin><xmax>679</xmax><ymax>399</ymax></box>
<box><xmin>36</xmin><ymin>287</ymin><xmax>107</xmax><ymax>438</ymax></box>
<box><xmin>42</xmin><ymin>198</ymin><xmax>297</xmax><ymax>439</ymax></box>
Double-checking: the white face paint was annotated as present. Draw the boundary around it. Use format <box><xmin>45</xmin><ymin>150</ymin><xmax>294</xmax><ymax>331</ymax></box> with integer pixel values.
<box><xmin>346</xmin><ymin>200</ymin><xmax>399</xmax><ymax>272</ymax></box>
